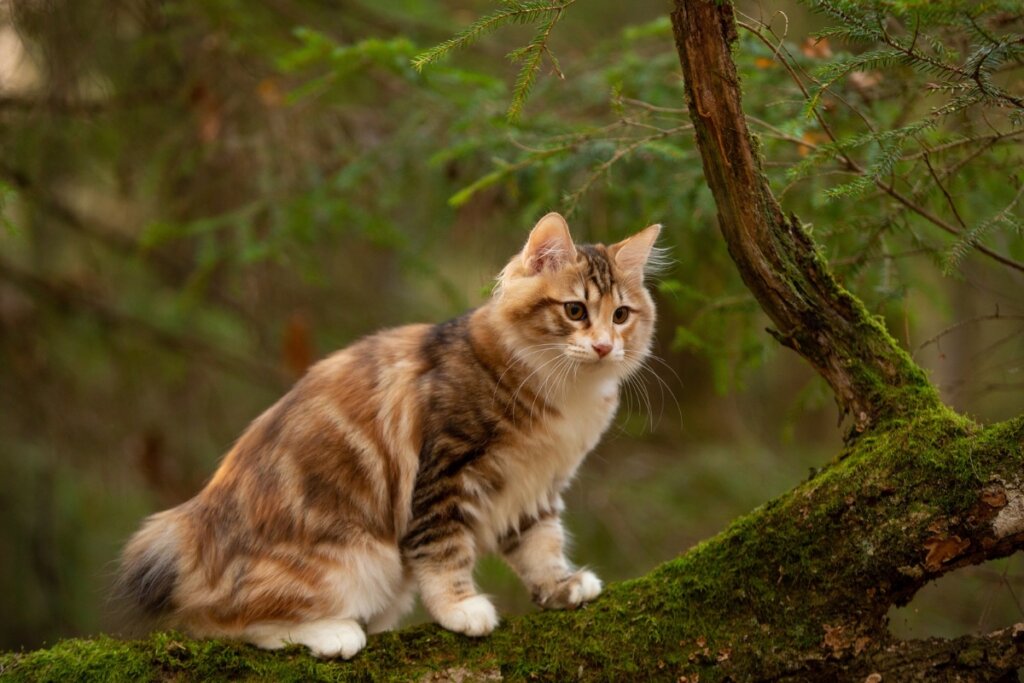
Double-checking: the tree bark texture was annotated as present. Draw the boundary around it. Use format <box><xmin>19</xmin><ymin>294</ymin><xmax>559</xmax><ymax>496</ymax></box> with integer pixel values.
<box><xmin>2</xmin><ymin>1</ymin><xmax>1023</xmax><ymax>681</ymax></box>
<box><xmin>670</xmin><ymin>0</ymin><xmax>939</xmax><ymax>436</ymax></box>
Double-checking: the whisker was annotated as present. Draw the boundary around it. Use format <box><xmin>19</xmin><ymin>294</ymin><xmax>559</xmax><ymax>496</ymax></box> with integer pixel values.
<box><xmin>512</xmin><ymin>351</ymin><xmax>567</xmax><ymax>426</ymax></box>
<box><xmin>623</xmin><ymin>350</ymin><xmax>684</xmax><ymax>428</ymax></box>
<box><xmin>493</xmin><ymin>342</ymin><xmax>567</xmax><ymax>409</ymax></box>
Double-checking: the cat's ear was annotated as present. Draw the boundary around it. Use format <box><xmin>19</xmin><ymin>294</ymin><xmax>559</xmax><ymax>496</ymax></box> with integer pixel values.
<box><xmin>522</xmin><ymin>212</ymin><xmax>577</xmax><ymax>274</ymax></box>
<box><xmin>609</xmin><ymin>224</ymin><xmax>662</xmax><ymax>280</ymax></box>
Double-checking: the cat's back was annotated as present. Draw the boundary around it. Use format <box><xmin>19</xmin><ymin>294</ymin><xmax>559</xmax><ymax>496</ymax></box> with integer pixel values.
<box><xmin>196</xmin><ymin>322</ymin><xmax>434</xmax><ymax>543</ymax></box>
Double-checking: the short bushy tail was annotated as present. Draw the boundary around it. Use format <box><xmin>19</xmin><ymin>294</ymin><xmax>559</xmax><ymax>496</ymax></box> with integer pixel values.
<box><xmin>116</xmin><ymin>509</ymin><xmax>182</xmax><ymax>619</ymax></box>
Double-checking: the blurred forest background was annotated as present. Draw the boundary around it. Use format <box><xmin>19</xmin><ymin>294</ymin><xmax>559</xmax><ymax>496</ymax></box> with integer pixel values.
<box><xmin>1</xmin><ymin>0</ymin><xmax>1022</xmax><ymax>653</ymax></box>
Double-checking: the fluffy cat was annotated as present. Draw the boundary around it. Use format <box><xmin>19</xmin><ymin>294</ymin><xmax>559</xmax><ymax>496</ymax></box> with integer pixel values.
<box><xmin>118</xmin><ymin>212</ymin><xmax>660</xmax><ymax>659</ymax></box>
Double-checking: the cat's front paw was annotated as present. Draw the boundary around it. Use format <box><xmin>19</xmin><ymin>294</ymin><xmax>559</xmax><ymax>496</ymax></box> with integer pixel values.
<box><xmin>434</xmin><ymin>595</ymin><xmax>499</xmax><ymax>637</ymax></box>
<box><xmin>534</xmin><ymin>569</ymin><xmax>603</xmax><ymax>610</ymax></box>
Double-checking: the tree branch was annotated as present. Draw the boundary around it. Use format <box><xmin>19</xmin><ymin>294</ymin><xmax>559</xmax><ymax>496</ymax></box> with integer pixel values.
<box><xmin>670</xmin><ymin>0</ymin><xmax>940</xmax><ymax>433</ymax></box>
<box><xmin>736</xmin><ymin>17</ymin><xmax>1024</xmax><ymax>278</ymax></box>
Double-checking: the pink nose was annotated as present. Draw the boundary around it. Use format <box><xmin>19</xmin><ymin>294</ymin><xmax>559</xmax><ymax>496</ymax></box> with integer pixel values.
<box><xmin>592</xmin><ymin>342</ymin><xmax>612</xmax><ymax>358</ymax></box>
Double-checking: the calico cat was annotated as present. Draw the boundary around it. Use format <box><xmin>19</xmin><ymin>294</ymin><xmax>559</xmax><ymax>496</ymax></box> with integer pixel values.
<box><xmin>118</xmin><ymin>212</ymin><xmax>660</xmax><ymax>659</ymax></box>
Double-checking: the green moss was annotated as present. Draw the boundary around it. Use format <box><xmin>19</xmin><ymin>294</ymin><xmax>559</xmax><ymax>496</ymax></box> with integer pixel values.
<box><xmin>3</xmin><ymin>413</ymin><xmax>1021</xmax><ymax>682</ymax></box>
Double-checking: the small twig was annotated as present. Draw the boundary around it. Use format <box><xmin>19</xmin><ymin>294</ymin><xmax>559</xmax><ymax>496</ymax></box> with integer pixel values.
<box><xmin>921</xmin><ymin>148</ymin><xmax>968</xmax><ymax>230</ymax></box>
<box><xmin>564</xmin><ymin>123</ymin><xmax>693</xmax><ymax>212</ymax></box>
<box><xmin>735</xmin><ymin>17</ymin><xmax>1024</xmax><ymax>276</ymax></box>
<box><xmin>620</xmin><ymin>97</ymin><xmax>687</xmax><ymax>115</ymax></box>
<box><xmin>914</xmin><ymin>311</ymin><xmax>1024</xmax><ymax>359</ymax></box>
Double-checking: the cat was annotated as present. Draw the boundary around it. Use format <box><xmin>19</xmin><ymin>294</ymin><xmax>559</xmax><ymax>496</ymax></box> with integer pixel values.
<box><xmin>117</xmin><ymin>212</ymin><xmax>661</xmax><ymax>659</ymax></box>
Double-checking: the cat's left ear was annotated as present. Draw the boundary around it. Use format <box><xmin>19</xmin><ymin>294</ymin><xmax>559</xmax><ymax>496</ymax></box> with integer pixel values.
<box><xmin>609</xmin><ymin>224</ymin><xmax>662</xmax><ymax>280</ymax></box>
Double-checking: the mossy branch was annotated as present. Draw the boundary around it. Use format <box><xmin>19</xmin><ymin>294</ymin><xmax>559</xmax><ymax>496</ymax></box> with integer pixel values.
<box><xmin>3</xmin><ymin>415</ymin><xmax>1023</xmax><ymax>681</ymax></box>
<box><xmin>670</xmin><ymin>0</ymin><xmax>943</xmax><ymax>435</ymax></box>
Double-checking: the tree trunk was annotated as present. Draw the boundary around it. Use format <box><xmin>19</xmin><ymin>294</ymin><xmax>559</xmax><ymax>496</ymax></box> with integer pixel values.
<box><xmin>2</xmin><ymin>1</ymin><xmax>1022</xmax><ymax>681</ymax></box>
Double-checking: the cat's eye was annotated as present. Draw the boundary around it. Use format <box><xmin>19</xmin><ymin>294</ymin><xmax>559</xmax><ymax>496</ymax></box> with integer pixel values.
<box><xmin>564</xmin><ymin>302</ymin><xmax>587</xmax><ymax>321</ymax></box>
<box><xmin>613</xmin><ymin>306</ymin><xmax>630</xmax><ymax>324</ymax></box>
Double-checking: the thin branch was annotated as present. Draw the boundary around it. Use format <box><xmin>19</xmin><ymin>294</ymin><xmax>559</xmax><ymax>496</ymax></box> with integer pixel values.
<box><xmin>921</xmin><ymin>148</ymin><xmax>968</xmax><ymax>230</ymax></box>
<box><xmin>564</xmin><ymin>123</ymin><xmax>693</xmax><ymax>212</ymax></box>
<box><xmin>735</xmin><ymin>18</ymin><xmax>1024</xmax><ymax>276</ymax></box>
<box><xmin>619</xmin><ymin>97</ymin><xmax>687</xmax><ymax>115</ymax></box>
<box><xmin>914</xmin><ymin>311</ymin><xmax>1024</xmax><ymax>359</ymax></box>
<box><xmin>878</xmin><ymin>23</ymin><xmax>1024</xmax><ymax>111</ymax></box>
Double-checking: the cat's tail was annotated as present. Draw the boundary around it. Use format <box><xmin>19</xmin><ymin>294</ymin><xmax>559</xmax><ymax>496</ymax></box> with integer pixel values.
<box><xmin>115</xmin><ymin>508</ymin><xmax>183</xmax><ymax>622</ymax></box>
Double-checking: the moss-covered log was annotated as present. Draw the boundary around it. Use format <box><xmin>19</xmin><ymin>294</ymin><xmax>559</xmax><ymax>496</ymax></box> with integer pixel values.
<box><xmin>3</xmin><ymin>1</ymin><xmax>1023</xmax><ymax>681</ymax></box>
<box><xmin>2</xmin><ymin>414</ymin><xmax>1022</xmax><ymax>681</ymax></box>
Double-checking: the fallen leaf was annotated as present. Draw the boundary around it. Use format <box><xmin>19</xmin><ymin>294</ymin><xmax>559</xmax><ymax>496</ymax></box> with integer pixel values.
<box><xmin>798</xmin><ymin>131</ymin><xmax>827</xmax><ymax>158</ymax></box>
<box><xmin>922</xmin><ymin>535</ymin><xmax>971</xmax><ymax>571</ymax></box>
<box><xmin>982</xmin><ymin>486</ymin><xmax>1008</xmax><ymax>508</ymax></box>
<box><xmin>822</xmin><ymin>623</ymin><xmax>845</xmax><ymax>655</ymax></box>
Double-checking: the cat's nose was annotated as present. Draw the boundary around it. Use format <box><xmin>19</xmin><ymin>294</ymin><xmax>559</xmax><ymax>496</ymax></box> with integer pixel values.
<box><xmin>592</xmin><ymin>342</ymin><xmax>612</xmax><ymax>358</ymax></box>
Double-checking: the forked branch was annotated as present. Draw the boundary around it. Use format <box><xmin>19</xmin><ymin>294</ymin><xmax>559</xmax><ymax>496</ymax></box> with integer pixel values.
<box><xmin>670</xmin><ymin>0</ymin><xmax>939</xmax><ymax>433</ymax></box>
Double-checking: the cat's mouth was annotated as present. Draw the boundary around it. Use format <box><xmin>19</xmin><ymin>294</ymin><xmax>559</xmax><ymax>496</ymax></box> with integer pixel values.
<box><xmin>565</xmin><ymin>349</ymin><xmax>622</xmax><ymax>365</ymax></box>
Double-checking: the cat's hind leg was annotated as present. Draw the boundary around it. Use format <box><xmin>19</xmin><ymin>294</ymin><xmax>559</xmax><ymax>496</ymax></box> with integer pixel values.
<box><xmin>242</xmin><ymin>618</ymin><xmax>367</xmax><ymax>659</ymax></box>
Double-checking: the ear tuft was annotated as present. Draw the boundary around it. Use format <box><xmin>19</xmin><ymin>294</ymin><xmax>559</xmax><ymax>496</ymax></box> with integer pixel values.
<box><xmin>609</xmin><ymin>224</ymin><xmax>663</xmax><ymax>280</ymax></box>
<box><xmin>522</xmin><ymin>212</ymin><xmax>577</xmax><ymax>274</ymax></box>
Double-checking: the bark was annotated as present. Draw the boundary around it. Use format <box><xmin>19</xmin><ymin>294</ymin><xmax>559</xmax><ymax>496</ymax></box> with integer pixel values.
<box><xmin>2</xmin><ymin>1</ymin><xmax>1023</xmax><ymax>681</ymax></box>
<box><xmin>670</xmin><ymin>1</ymin><xmax>938</xmax><ymax>436</ymax></box>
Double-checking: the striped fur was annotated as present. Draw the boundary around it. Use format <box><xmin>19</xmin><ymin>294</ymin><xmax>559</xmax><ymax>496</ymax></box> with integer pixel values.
<box><xmin>117</xmin><ymin>213</ymin><xmax>661</xmax><ymax>658</ymax></box>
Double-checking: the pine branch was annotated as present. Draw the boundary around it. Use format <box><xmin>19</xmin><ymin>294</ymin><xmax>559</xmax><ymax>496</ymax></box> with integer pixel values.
<box><xmin>507</xmin><ymin>16</ymin><xmax>561</xmax><ymax>122</ymax></box>
<box><xmin>945</xmin><ymin>183</ymin><xmax>1024</xmax><ymax>272</ymax></box>
<box><xmin>739</xmin><ymin>13</ymin><xmax>1024</xmax><ymax>276</ymax></box>
<box><xmin>411</xmin><ymin>1</ymin><xmax>572</xmax><ymax>72</ymax></box>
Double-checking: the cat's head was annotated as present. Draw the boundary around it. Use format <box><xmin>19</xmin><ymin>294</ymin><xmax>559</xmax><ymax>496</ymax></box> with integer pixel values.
<box><xmin>493</xmin><ymin>212</ymin><xmax>661</xmax><ymax>381</ymax></box>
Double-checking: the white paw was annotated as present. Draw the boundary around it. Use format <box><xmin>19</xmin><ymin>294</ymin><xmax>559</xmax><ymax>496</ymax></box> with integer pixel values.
<box><xmin>435</xmin><ymin>595</ymin><xmax>499</xmax><ymax>637</ymax></box>
<box><xmin>571</xmin><ymin>570</ymin><xmax>602</xmax><ymax>605</ymax></box>
<box><xmin>535</xmin><ymin>569</ymin><xmax>603</xmax><ymax>609</ymax></box>
<box><xmin>290</xmin><ymin>618</ymin><xmax>367</xmax><ymax>659</ymax></box>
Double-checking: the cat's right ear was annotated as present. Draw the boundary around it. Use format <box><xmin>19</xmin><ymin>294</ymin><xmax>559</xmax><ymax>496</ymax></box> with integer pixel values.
<box><xmin>522</xmin><ymin>212</ymin><xmax>577</xmax><ymax>274</ymax></box>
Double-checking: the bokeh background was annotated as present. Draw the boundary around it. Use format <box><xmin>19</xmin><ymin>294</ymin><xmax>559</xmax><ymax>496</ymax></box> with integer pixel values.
<box><xmin>1</xmin><ymin>0</ymin><xmax>1022</xmax><ymax>652</ymax></box>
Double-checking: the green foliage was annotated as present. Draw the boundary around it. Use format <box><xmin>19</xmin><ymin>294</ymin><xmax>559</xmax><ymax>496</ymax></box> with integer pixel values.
<box><xmin>412</xmin><ymin>0</ymin><xmax>575</xmax><ymax>121</ymax></box>
<box><xmin>408</xmin><ymin>0</ymin><xmax>1023</xmax><ymax>396</ymax></box>
<box><xmin>278</xmin><ymin>31</ymin><xmax>419</xmax><ymax>101</ymax></box>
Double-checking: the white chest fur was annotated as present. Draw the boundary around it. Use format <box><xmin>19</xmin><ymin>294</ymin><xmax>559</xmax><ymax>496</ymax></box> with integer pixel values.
<box><xmin>472</xmin><ymin>376</ymin><xmax>620</xmax><ymax>550</ymax></box>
